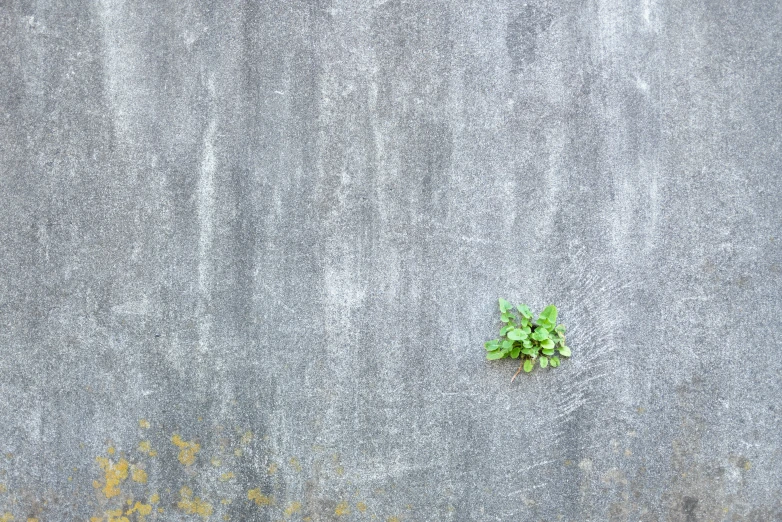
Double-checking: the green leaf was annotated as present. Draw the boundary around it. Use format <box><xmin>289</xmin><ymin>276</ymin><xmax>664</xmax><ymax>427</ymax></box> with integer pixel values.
<box><xmin>499</xmin><ymin>298</ymin><xmax>512</xmax><ymax>313</ymax></box>
<box><xmin>555</xmin><ymin>324</ymin><xmax>565</xmax><ymax>334</ymax></box>
<box><xmin>541</xmin><ymin>348</ymin><xmax>554</xmax><ymax>356</ymax></box>
<box><xmin>521</xmin><ymin>347</ymin><xmax>536</xmax><ymax>356</ymax></box>
<box><xmin>539</xmin><ymin>357</ymin><xmax>548</xmax><ymax>368</ymax></box>
<box><xmin>507</xmin><ymin>329</ymin><xmax>528</xmax><ymax>341</ymax></box>
<box><xmin>499</xmin><ymin>325</ymin><xmax>512</xmax><ymax>336</ymax></box>
<box><xmin>511</xmin><ymin>346</ymin><xmax>521</xmax><ymax>359</ymax></box>
<box><xmin>538</xmin><ymin>305</ymin><xmax>558</xmax><ymax>325</ymax></box>
<box><xmin>550</xmin><ymin>356</ymin><xmax>560</xmax><ymax>367</ymax></box>
<box><xmin>485</xmin><ymin>340</ymin><xmax>500</xmax><ymax>351</ymax></box>
<box><xmin>501</xmin><ymin>340</ymin><xmax>512</xmax><ymax>350</ymax></box>
<box><xmin>559</xmin><ymin>345</ymin><xmax>571</xmax><ymax>357</ymax></box>
<box><xmin>487</xmin><ymin>350</ymin><xmax>506</xmax><ymax>360</ymax></box>
<box><xmin>531</xmin><ymin>328</ymin><xmax>549</xmax><ymax>341</ymax></box>
<box><xmin>523</xmin><ymin>358</ymin><xmax>533</xmax><ymax>373</ymax></box>
<box><xmin>500</xmin><ymin>313</ymin><xmax>511</xmax><ymax>323</ymax></box>
<box><xmin>541</xmin><ymin>339</ymin><xmax>555</xmax><ymax>349</ymax></box>
<box><xmin>516</xmin><ymin>304</ymin><xmax>532</xmax><ymax>318</ymax></box>
<box><xmin>522</xmin><ymin>340</ymin><xmax>532</xmax><ymax>348</ymax></box>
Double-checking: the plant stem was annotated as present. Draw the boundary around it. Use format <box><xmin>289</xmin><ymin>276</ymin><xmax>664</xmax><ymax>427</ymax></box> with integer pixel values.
<box><xmin>511</xmin><ymin>360</ymin><xmax>525</xmax><ymax>383</ymax></box>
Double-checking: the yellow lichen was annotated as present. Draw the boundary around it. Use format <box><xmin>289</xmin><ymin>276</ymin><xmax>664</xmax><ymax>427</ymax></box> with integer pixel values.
<box><xmin>211</xmin><ymin>457</ymin><xmax>222</xmax><ymax>467</ymax></box>
<box><xmin>233</xmin><ymin>448</ymin><xmax>243</xmax><ymax>457</ymax></box>
<box><xmin>139</xmin><ymin>419</ymin><xmax>150</xmax><ymax>429</ymax></box>
<box><xmin>357</xmin><ymin>502</ymin><xmax>367</xmax><ymax>512</ymax></box>
<box><xmin>388</xmin><ymin>517</ymin><xmax>401</xmax><ymax>522</ymax></box>
<box><xmin>0</xmin><ymin>484</ymin><xmax>6</xmax><ymax>493</ymax></box>
<box><xmin>0</xmin><ymin>514</ymin><xmax>12</xmax><ymax>522</ymax></box>
<box><xmin>90</xmin><ymin>518</ymin><xmax>102</xmax><ymax>522</ymax></box>
<box><xmin>131</xmin><ymin>466</ymin><xmax>148</xmax><ymax>484</ymax></box>
<box><xmin>126</xmin><ymin>501</ymin><xmax>153</xmax><ymax>521</ymax></box>
<box><xmin>171</xmin><ymin>434</ymin><xmax>200</xmax><ymax>466</ymax></box>
<box><xmin>150</xmin><ymin>493</ymin><xmax>160</xmax><ymax>504</ymax></box>
<box><xmin>177</xmin><ymin>486</ymin><xmax>213</xmax><ymax>518</ymax></box>
<box><xmin>247</xmin><ymin>489</ymin><xmax>274</xmax><ymax>506</ymax></box>
<box><xmin>267</xmin><ymin>462</ymin><xmax>278</xmax><ymax>475</ymax></box>
<box><xmin>106</xmin><ymin>509</ymin><xmax>129</xmax><ymax>522</ymax></box>
<box><xmin>137</xmin><ymin>440</ymin><xmax>157</xmax><ymax>456</ymax></box>
<box><xmin>289</xmin><ymin>457</ymin><xmax>302</xmax><ymax>472</ymax></box>
<box><xmin>335</xmin><ymin>501</ymin><xmax>350</xmax><ymax>516</ymax></box>
<box><xmin>335</xmin><ymin>466</ymin><xmax>345</xmax><ymax>476</ymax></box>
<box><xmin>95</xmin><ymin>457</ymin><xmax>129</xmax><ymax>498</ymax></box>
<box><xmin>284</xmin><ymin>501</ymin><xmax>302</xmax><ymax>516</ymax></box>
<box><xmin>26</xmin><ymin>519</ymin><xmax>38</xmax><ymax>522</ymax></box>
<box><xmin>240</xmin><ymin>431</ymin><xmax>253</xmax><ymax>445</ymax></box>
<box><xmin>219</xmin><ymin>472</ymin><xmax>235</xmax><ymax>482</ymax></box>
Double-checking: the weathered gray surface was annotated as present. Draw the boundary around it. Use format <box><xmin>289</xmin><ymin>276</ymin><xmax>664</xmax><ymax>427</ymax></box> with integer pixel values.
<box><xmin>1</xmin><ymin>0</ymin><xmax>781</xmax><ymax>520</ymax></box>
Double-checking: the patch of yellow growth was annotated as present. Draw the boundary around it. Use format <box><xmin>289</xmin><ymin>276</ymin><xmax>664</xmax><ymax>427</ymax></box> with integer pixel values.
<box><xmin>139</xmin><ymin>419</ymin><xmax>150</xmax><ymax>429</ymax></box>
<box><xmin>221</xmin><ymin>499</ymin><xmax>231</xmax><ymax>505</ymax></box>
<box><xmin>177</xmin><ymin>486</ymin><xmax>213</xmax><ymax>518</ymax></box>
<box><xmin>171</xmin><ymin>434</ymin><xmax>200</xmax><ymax>466</ymax></box>
<box><xmin>284</xmin><ymin>501</ymin><xmax>302</xmax><ymax>516</ymax></box>
<box><xmin>0</xmin><ymin>514</ymin><xmax>12</xmax><ymax>522</ymax></box>
<box><xmin>240</xmin><ymin>431</ymin><xmax>253</xmax><ymax>445</ymax></box>
<box><xmin>150</xmin><ymin>493</ymin><xmax>160</xmax><ymax>504</ymax></box>
<box><xmin>356</xmin><ymin>502</ymin><xmax>367</xmax><ymax>512</ymax></box>
<box><xmin>95</xmin><ymin>457</ymin><xmax>129</xmax><ymax>498</ymax></box>
<box><xmin>131</xmin><ymin>466</ymin><xmax>148</xmax><ymax>484</ymax></box>
<box><xmin>107</xmin><ymin>446</ymin><xmax>116</xmax><ymax>456</ymax></box>
<box><xmin>335</xmin><ymin>466</ymin><xmax>344</xmax><ymax>476</ymax></box>
<box><xmin>211</xmin><ymin>457</ymin><xmax>222</xmax><ymax>467</ymax></box>
<box><xmin>247</xmin><ymin>489</ymin><xmax>274</xmax><ymax>506</ymax></box>
<box><xmin>126</xmin><ymin>501</ymin><xmax>153</xmax><ymax>519</ymax></box>
<box><xmin>0</xmin><ymin>484</ymin><xmax>6</xmax><ymax>493</ymax></box>
<box><xmin>219</xmin><ymin>472</ymin><xmax>235</xmax><ymax>482</ymax></box>
<box><xmin>289</xmin><ymin>457</ymin><xmax>302</xmax><ymax>472</ymax></box>
<box><xmin>234</xmin><ymin>448</ymin><xmax>243</xmax><ymax>457</ymax></box>
<box><xmin>106</xmin><ymin>509</ymin><xmax>129</xmax><ymax>522</ymax></box>
<box><xmin>26</xmin><ymin>519</ymin><xmax>38</xmax><ymax>522</ymax></box>
<box><xmin>334</xmin><ymin>501</ymin><xmax>350</xmax><ymax>516</ymax></box>
<box><xmin>90</xmin><ymin>518</ymin><xmax>102</xmax><ymax>522</ymax></box>
<box><xmin>267</xmin><ymin>462</ymin><xmax>278</xmax><ymax>475</ymax></box>
<box><xmin>137</xmin><ymin>441</ymin><xmax>157</xmax><ymax>457</ymax></box>
<box><xmin>388</xmin><ymin>517</ymin><xmax>401</xmax><ymax>522</ymax></box>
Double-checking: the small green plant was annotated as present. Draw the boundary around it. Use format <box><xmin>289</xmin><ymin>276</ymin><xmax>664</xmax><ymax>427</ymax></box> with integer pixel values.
<box><xmin>485</xmin><ymin>299</ymin><xmax>571</xmax><ymax>381</ymax></box>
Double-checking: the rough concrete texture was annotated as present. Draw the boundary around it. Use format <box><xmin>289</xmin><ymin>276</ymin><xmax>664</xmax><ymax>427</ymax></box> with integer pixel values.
<box><xmin>1</xmin><ymin>0</ymin><xmax>781</xmax><ymax>520</ymax></box>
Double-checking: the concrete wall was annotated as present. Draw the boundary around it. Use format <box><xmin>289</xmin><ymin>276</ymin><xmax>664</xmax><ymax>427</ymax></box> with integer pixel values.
<box><xmin>1</xmin><ymin>0</ymin><xmax>780</xmax><ymax>520</ymax></box>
